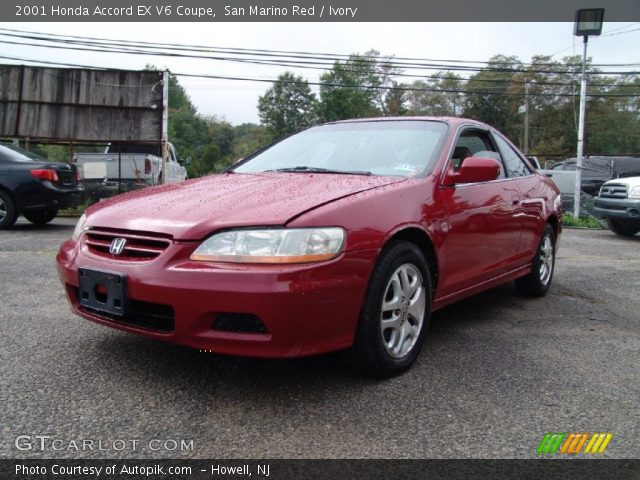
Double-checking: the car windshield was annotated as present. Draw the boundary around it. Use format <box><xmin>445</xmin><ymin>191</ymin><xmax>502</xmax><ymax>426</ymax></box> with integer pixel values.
<box><xmin>0</xmin><ymin>143</ymin><xmax>46</xmax><ymax>162</ymax></box>
<box><xmin>233</xmin><ymin>120</ymin><xmax>448</xmax><ymax>178</ymax></box>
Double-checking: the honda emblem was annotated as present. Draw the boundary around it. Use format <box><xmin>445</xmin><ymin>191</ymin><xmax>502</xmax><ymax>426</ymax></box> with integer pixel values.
<box><xmin>109</xmin><ymin>238</ymin><xmax>127</xmax><ymax>256</ymax></box>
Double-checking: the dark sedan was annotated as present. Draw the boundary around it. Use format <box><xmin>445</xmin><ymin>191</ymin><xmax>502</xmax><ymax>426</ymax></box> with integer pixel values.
<box><xmin>0</xmin><ymin>143</ymin><xmax>83</xmax><ymax>229</ymax></box>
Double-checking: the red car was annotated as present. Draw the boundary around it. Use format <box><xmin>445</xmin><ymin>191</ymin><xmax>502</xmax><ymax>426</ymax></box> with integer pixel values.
<box><xmin>57</xmin><ymin>117</ymin><xmax>562</xmax><ymax>377</ymax></box>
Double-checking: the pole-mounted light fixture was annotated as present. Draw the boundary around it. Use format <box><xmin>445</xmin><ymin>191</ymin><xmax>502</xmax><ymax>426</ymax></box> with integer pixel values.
<box><xmin>573</xmin><ymin>8</ymin><xmax>604</xmax><ymax>218</ymax></box>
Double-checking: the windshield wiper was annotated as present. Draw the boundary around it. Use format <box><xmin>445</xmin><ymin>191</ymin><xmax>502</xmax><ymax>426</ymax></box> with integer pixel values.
<box><xmin>264</xmin><ymin>166</ymin><xmax>371</xmax><ymax>176</ymax></box>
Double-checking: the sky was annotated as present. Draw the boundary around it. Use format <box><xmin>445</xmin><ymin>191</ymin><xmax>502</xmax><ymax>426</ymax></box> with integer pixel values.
<box><xmin>1</xmin><ymin>22</ymin><xmax>639</xmax><ymax>124</ymax></box>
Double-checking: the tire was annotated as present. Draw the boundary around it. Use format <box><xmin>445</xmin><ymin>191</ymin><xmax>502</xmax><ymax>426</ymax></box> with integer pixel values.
<box><xmin>606</xmin><ymin>219</ymin><xmax>640</xmax><ymax>237</ymax></box>
<box><xmin>346</xmin><ymin>240</ymin><xmax>432</xmax><ymax>378</ymax></box>
<box><xmin>23</xmin><ymin>207</ymin><xmax>58</xmax><ymax>226</ymax></box>
<box><xmin>515</xmin><ymin>224</ymin><xmax>556</xmax><ymax>297</ymax></box>
<box><xmin>0</xmin><ymin>190</ymin><xmax>18</xmax><ymax>229</ymax></box>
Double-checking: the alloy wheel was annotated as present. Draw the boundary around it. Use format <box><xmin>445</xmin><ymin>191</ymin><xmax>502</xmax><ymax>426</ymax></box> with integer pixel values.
<box><xmin>380</xmin><ymin>263</ymin><xmax>426</xmax><ymax>358</ymax></box>
<box><xmin>0</xmin><ymin>197</ymin><xmax>7</xmax><ymax>222</ymax></box>
<box><xmin>539</xmin><ymin>234</ymin><xmax>554</xmax><ymax>286</ymax></box>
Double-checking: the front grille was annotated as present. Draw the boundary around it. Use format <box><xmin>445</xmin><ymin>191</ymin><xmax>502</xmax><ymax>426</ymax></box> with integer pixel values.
<box><xmin>599</xmin><ymin>184</ymin><xmax>628</xmax><ymax>199</ymax></box>
<box><xmin>213</xmin><ymin>313</ymin><xmax>269</xmax><ymax>334</ymax></box>
<box><xmin>85</xmin><ymin>228</ymin><xmax>171</xmax><ymax>261</ymax></box>
<box><xmin>70</xmin><ymin>285</ymin><xmax>175</xmax><ymax>332</ymax></box>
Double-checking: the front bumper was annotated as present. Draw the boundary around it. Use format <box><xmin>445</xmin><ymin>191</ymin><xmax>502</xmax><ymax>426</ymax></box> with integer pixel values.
<box><xmin>57</xmin><ymin>237</ymin><xmax>377</xmax><ymax>358</ymax></box>
<box><xmin>593</xmin><ymin>197</ymin><xmax>640</xmax><ymax>222</ymax></box>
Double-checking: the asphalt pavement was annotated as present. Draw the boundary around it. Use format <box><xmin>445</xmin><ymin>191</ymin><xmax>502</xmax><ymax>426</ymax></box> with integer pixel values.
<box><xmin>1</xmin><ymin>217</ymin><xmax>638</xmax><ymax>459</ymax></box>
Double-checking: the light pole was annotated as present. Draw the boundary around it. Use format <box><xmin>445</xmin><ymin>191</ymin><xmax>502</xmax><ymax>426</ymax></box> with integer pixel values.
<box><xmin>573</xmin><ymin>8</ymin><xmax>604</xmax><ymax>218</ymax></box>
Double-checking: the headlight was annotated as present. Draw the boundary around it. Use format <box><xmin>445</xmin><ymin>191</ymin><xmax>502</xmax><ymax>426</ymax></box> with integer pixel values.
<box><xmin>628</xmin><ymin>186</ymin><xmax>640</xmax><ymax>198</ymax></box>
<box><xmin>71</xmin><ymin>213</ymin><xmax>87</xmax><ymax>241</ymax></box>
<box><xmin>190</xmin><ymin>227</ymin><xmax>345</xmax><ymax>264</ymax></box>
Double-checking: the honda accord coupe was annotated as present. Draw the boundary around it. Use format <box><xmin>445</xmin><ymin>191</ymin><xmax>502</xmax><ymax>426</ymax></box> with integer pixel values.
<box><xmin>57</xmin><ymin>117</ymin><xmax>562</xmax><ymax>377</ymax></box>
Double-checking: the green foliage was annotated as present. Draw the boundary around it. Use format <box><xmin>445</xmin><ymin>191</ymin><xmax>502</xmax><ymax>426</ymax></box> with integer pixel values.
<box><xmin>145</xmin><ymin>69</ymin><xmax>271</xmax><ymax>177</ymax></box>
<box><xmin>385</xmin><ymin>82</ymin><xmax>408</xmax><ymax>116</ymax></box>
<box><xmin>187</xmin><ymin>143</ymin><xmax>220</xmax><ymax>177</ymax></box>
<box><xmin>230</xmin><ymin>123</ymin><xmax>272</xmax><ymax>162</ymax></box>
<box><xmin>258</xmin><ymin>72</ymin><xmax>317</xmax><ymax>140</ymax></box>
<box><xmin>204</xmin><ymin>115</ymin><xmax>235</xmax><ymax>157</ymax></box>
<box><xmin>463</xmin><ymin>55</ymin><xmax>522</xmax><ymax>135</ymax></box>
<box><xmin>318</xmin><ymin>50</ymin><xmax>400</xmax><ymax>121</ymax></box>
<box><xmin>125</xmin><ymin>58</ymin><xmax>640</xmax><ymax>180</ymax></box>
<box><xmin>562</xmin><ymin>213</ymin><xmax>604</xmax><ymax>229</ymax></box>
<box><xmin>407</xmin><ymin>72</ymin><xmax>464</xmax><ymax>116</ymax></box>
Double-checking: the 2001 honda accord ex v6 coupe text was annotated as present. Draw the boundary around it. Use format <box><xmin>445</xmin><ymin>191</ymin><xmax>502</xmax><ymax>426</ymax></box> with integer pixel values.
<box><xmin>57</xmin><ymin>117</ymin><xmax>562</xmax><ymax>377</ymax></box>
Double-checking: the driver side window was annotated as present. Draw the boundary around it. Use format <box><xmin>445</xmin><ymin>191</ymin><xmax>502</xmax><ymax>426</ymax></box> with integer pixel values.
<box><xmin>451</xmin><ymin>130</ymin><xmax>506</xmax><ymax>179</ymax></box>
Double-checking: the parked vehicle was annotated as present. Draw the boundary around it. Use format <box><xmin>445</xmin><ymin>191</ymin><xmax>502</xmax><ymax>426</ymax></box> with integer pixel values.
<box><xmin>74</xmin><ymin>142</ymin><xmax>187</xmax><ymax>196</ymax></box>
<box><xmin>57</xmin><ymin>117</ymin><xmax>562</xmax><ymax>377</ymax></box>
<box><xmin>0</xmin><ymin>143</ymin><xmax>82</xmax><ymax>229</ymax></box>
<box><xmin>548</xmin><ymin>156</ymin><xmax>640</xmax><ymax>196</ymax></box>
<box><xmin>594</xmin><ymin>176</ymin><xmax>640</xmax><ymax>237</ymax></box>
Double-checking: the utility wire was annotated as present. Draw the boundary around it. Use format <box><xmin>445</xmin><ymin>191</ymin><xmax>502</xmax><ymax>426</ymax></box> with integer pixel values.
<box><xmin>2</xmin><ymin>54</ymin><xmax>639</xmax><ymax>98</ymax></box>
<box><xmin>2</xmin><ymin>35</ymin><xmax>640</xmax><ymax>88</ymax></box>
<box><xmin>2</xmin><ymin>26</ymin><xmax>638</xmax><ymax>68</ymax></box>
<box><xmin>0</xmin><ymin>30</ymin><xmax>638</xmax><ymax>77</ymax></box>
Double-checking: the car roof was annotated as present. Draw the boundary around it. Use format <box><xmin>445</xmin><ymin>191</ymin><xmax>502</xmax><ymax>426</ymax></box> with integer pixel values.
<box><xmin>327</xmin><ymin>116</ymin><xmax>485</xmax><ymax>128</ymax></box>
<box><xmin>0</xmin><ymin>143</ymin><xmax>47</xmax><ymax>162</ymax></box>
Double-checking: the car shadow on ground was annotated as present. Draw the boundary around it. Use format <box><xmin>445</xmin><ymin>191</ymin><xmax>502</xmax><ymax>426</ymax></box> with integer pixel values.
<box><xmin>88</xmin><ymin>283</ymin><xmax>521</xmax><ymax>393</ymax></box>
<box><xmin>11</xmin><ymin>219</ymin><xmax>74</xmax><ymax>232</ymax></box>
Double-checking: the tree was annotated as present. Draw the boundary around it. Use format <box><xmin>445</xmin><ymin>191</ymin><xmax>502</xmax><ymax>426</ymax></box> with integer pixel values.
<box><xmin>258</xmin><ymin>72</ymin><xmax>317</xmax><ymax>139</ymax></box>
<box><xmin>204</xmin><ymin>115</ymin><xmax>236</xmax><ymax>158</ymax></box>
<box><xmin>230</xmin><ymin>123</ymin><xmax>272</xmax><ymax>162</ymax></box>
<box><xmin>407</xmin><ymin>72</ymin><xmax>464</xmax><ymax>116</ymax></box>
<box><xmin>463</xmin><ymin>55</ymin><xmax>522</xmax><ymax>135</ymax></box>
<box><xmin>384</xmin><ymin>82</ymin><xmax>408</xmax><ymax>116</ymax></box>
<box><xmin>318</xmin><ymin>50</ymin><xmax>400</xmax><ymax>121</ymax></box>
<box><xmin>187</xmin><ymin>143</ymin><xmax>220</xmax><ymax>177</ymax></box>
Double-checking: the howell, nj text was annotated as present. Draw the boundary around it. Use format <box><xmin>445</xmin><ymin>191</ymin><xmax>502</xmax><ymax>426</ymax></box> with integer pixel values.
<box><xmin>209</xmin><ymin>464</ymin><xmax>270</xmax><ymax>476</ymax></box>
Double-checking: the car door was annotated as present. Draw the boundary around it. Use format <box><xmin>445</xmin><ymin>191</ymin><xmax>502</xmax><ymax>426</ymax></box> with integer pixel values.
<box><xmin>166</xmin><ymin>145</ymin><xmax>180</xmax><ymax>183</ymax></box>
<box><xmin>438</xmin><ymin>127</ymin><xmax>524</xmax><ymax>296</ymax></box>
<box><xmin>492</xmin><ymin>132</ymin><xmax>541</xmax><ymax>261</ymax></box>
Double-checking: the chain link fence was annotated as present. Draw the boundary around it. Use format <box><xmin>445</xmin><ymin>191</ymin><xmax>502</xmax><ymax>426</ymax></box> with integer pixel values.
<box><xmin>540</xmin><ymin>155</ymin><xmax>640</xmax><ymax>222</ymax></box>
<box><xmin>78</xmin><ymin>151</ymin><xmax>162</xmax><ymax>207</ymax></box>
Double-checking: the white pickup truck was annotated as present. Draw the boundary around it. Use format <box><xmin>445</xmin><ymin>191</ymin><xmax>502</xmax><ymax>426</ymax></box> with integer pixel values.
<box><xmin>594</xmin><ymin>176</ymin><xmax>640</xmax><ymax>237</ymax></box>
<box><xmin>74</xmin><ymin>142</ymin><xmax>188</xmax><ymax>195</ymax></box>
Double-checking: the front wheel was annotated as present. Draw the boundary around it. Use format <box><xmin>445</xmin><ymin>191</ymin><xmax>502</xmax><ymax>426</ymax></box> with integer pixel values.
<box><xmin>346</xmin><ymin>240</ymin><xmax>432</xmax><ymax>378</ymax></box>
<box><xmin>606</xmin><ymin>219</ymin><xmax>640</xmax><ymax>237</ymax></box>
<box><xmin>515</xmin><ymin>224</ymin><xmax>556</xmax><ymax>297</ymax></box>
<box><xmin>23</xmin><ymin>207</ymin><xmax>58</xmax><ymax>226</ymax></box>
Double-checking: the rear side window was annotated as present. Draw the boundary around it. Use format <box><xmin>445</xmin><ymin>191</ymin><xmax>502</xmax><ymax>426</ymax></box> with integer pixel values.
<box><xmin>494</xmin><ymin>134</ymin><xmax>531</xmax><ymax>178</ymax></box>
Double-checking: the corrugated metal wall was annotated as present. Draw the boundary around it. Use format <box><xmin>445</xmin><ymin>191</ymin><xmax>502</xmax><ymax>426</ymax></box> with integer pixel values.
<box><xmin>0</xmin><ymin>66</ymin><xmax>163</xmax><ymax>142</ymax></box>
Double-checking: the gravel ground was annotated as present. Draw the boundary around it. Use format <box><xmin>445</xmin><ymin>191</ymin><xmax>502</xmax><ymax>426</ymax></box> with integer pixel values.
<box><xmin>1</xmin><ymin>217</ymin><xmax>638</xmax><ymax>459</ymax></box>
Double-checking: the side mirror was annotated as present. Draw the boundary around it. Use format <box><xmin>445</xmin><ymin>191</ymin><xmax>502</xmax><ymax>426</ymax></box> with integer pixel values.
<box><xmin>185</xmin><ymin>156</ymin><xmax>192</xmax><ymax>166</ymax></box>
<box><xmin>444</xmin><ymin>157</ymin><xmax>501</xmax><ymax>186</ymax></box>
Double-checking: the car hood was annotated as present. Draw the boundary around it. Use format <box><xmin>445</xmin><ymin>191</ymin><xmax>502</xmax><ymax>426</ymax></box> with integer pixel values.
<box><xmin>86</xmin><ymin>172</ymin><xmax>405</xmax><ymax>240</ymax></box>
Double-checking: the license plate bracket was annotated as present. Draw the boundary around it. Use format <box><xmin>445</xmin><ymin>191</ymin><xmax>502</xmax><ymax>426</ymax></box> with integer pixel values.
<box><xmin>78</xmin><ymin>268</ymin><xmax>127</xmax><ymax>316</ymax></box>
